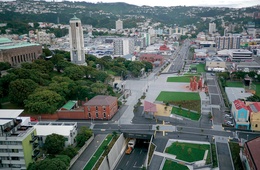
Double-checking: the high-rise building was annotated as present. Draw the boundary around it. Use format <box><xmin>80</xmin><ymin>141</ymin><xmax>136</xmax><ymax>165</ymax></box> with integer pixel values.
<box><xmin>116</xmin><ymin>19</ymin><xmax>123</xmax><ymax>31</ymax></box>
<box><xmin>0</xmin><ymin>110</ymin><xmax>38</xmax><ymax>169</ymax></box>
<box><xmin>209</xmin><ymin>22</ymin><xmax>216</xmax><ymax>34</ymax></box>
<box><xmin>141</xmin><ymin>33</ymin><xmax>151</xmax><ymax>47</ymax></box>
<box><xmin>114</xmin><ymin>38</ymin><xmax>134</xmax><ymax>56</ymax></box>
<box><xmin>69</xmin><ymin>16</ymin><xmax>86</xmax><ymax>65</ymax></box>
<box><xmin>215</xmin><ymin>36</ymin><xmax>241</xmax><ymax>50</ymax></box>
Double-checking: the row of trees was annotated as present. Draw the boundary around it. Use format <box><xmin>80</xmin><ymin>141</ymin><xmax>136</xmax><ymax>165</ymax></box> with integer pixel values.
<box><xmin>0</xmin><ymin>49</ymin><xmax>152</xmax><ymax>114</ymax></box>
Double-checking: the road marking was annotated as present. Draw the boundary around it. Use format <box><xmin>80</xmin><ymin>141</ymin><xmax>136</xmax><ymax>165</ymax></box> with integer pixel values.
<box><xmin>126</xmin><ymin>161</ymin><xmax>129</xmax><ymax>165</ymax></box>
<box><xmin>101</xmin><ymin>129</ymin><xmax>106</xmax><ymax>131</ymax></box>
<box><xmin>103</xmin><ymin>123</ymin><xmax>108</xmax><ymax>124</ymax></box>
<box><xmin>140</xmin><ymin>150</ymin><xmax>142</xmax><ymax>154</ymax></box>
<box><xmin>134</xmin><ymin>161</ymin><xmax>137</xmax><ymax>166</ymax></box>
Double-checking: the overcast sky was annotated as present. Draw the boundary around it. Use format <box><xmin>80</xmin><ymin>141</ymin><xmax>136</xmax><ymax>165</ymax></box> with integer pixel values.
<box><xmin>69</xmin><ymin>0</ymin><xmax>259</xmax><ymax>8</ymax></box>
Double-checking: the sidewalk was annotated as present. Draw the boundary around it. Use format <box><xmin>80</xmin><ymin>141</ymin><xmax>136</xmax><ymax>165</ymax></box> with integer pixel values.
<box><xmin>70</xmin><ymin>134</ymin><xmax>107</xmax><ymax>170</ymax></box>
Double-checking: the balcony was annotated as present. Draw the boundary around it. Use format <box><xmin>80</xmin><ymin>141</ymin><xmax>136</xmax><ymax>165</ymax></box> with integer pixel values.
<box><xmin>33</xmin><ymin>142</ymin><xmax>39</xmax><ymax>149</ymax></box>
<box><xmin>30</xmin><ymin>136</ymin><xmax>38</xmax><ymax>143</ymax></box>
<box><xmin>32</xmin><ymin>149</ymin><xmax>40</xmax><ymax>158</ymax></box>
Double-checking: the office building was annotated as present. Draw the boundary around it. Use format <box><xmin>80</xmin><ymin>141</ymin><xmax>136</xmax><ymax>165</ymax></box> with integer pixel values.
<box><xmin>0</xmin><ymin>110</ymin><xmax>38</xmax><ymax>169</ymax></box>
<box><xmin>37</xmin><ymin>30</ymin><xmax>53</xmax><ymax>45</ymax></box>
<box><xmin>69</xmin><ymin>16</ymin><xmax>86</xmax><ymax>65</ymax></box>
<box><xmin>215</xmin><ymin>36</ymin><xmax>241</xmax><ymax>50</ymax></box>
<box><xmin>113</xmin><ymin>38</ymin><xmax>134</xmax><ymax>56</ymax></box>
<box><xmin>209</xmin><ymin>22</ymin><xmax>216</xmax><ymax>34</ymax></box>
<box><xmin>115</xmin><ymin>19</ymin><xmax>123</xmax><ymax>31</ymax></box>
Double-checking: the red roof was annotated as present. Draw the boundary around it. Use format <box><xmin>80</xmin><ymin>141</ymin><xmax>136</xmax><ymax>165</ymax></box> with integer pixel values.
<box><xmin>253</xmin><ymin>102</ymin><xmax>260</xmax><ymax>112</ymax></box>
<box><xmin>233</xmin><ymin>100</ymin><xmax>247</xmax><ymax>110</ymax></box>
<box><xmin>144</xmin><ymin>101</ymin><xmax>157</xmax><ymax>113</ymax></box>
<box><xmin>84</xmin><ymin>95</ymin><xmax>117</xmax><ymax>106</ymax></box>
<box><xmin>140</xmin><ymin>53</ymin><xmax>164</xmax><ymax>59</ymax></box>
<box><xmin>245</xmin><ymin>137</ymin><xmax>260</xmax><ymax>169</ymax></box>
<box><xmin>159</xmin><ymin>44</ymin><xmax>170</xmax><ymax>51</ymax></box>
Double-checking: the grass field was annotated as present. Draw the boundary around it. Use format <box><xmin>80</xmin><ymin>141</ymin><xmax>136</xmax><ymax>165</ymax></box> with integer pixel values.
<box><xmin>163</xmin><ymin>160</ymin><xmax>189</xmax><ymax>170</ymax></box>
<box><xmin>226</xmin><ymin>81</ymin><xmax>243</xmax><ymax>87</ymax></box>
<box><xmin>83</xmin><ymin>134</ymin><xmax>113</xmax><ymax>170</ymax></box>
<box><xmin>167</xmin><ymin>76</ymin><xmax>200</xmax><ymax>83</ymax></box>
<box><xmin>171</xmin><ymin>107</ymin><xmax>200</xmax><ymax>121</ymax></box>
<box><xmin>190</xmin><ymin>64</ymin><xmax>206</xmax><ymax>74</ymax></box>
<box><xmin>156</xmin><ymin>91</ymin><xmax>200</xmax><ymax>101</ymax></box>
<box><xmin>156</xmin><ymin>91</ymin><xmax>201</xmax><ymax>113</ymax></box>
<box><xmin>165</xmin><ymin>142</ymin><xmax>210</xmax><ymax>162</ymax></box>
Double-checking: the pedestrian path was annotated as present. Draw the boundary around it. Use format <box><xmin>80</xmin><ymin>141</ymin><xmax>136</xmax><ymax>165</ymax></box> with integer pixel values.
<box><xmin>70</xmin><ymin>134</ymin><xmax>107</xmax><ymax>170</ymax></box>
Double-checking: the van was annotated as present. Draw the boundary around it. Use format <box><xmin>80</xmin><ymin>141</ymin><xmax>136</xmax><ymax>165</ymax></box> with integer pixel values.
<box><xmin>128</xmin><ymin>139</ymin><xmax>136</xmax><ymax>149</ymax></box>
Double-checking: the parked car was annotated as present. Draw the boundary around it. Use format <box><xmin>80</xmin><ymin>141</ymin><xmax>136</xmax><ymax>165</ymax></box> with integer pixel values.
<box><xmin>225</xmin><ymin>114</ymin><xmax>232</xmax><ymax>119</ymax></box>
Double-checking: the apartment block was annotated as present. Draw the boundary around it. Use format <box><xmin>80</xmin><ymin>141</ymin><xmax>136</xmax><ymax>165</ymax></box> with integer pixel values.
<box><xmin>0</xmin><ymin>110</ymin><xmax>38</xmax><ymax>169</ymax></box>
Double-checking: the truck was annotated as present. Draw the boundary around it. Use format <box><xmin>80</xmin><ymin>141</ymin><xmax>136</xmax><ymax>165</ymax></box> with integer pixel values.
<box><xmin>125</xmin><ymin>138</ymin><xmax>136</xmax><ymax>155</ymax></box>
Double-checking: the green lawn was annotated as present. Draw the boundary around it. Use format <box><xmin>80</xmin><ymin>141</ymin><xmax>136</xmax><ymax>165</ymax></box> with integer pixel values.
<box><xmin>226</xmin><ymin>81</ymin><xmax>243</xmax><ymax>88</ymax></box>
<box><xmin>165</xmin><ymin>142</ymin><xmax>210</xmax><ymax>162</ymax></box>
<box><xmin>163</xmin><ymin>160</ymin><xmax>189</xmax><ymax>170</ymax></box>
<box><xmin>167</xmin><ymin>76</ymin><xmax>201</xmax><ymax>83</ymax></box>
<box><xmin>195</xmin><ymin>64</ymin><xmax>206</xmax><ymax>73</ymax></box>
<box><xmin>83</xmin><ymin>134</ymin><xmax>113</xmax><ymax>170</ymax></box>
<box><xmin>171</xmin><ymin>107</ymin><xmax>200</xmax><ymax>121</ymax></box>
<box><xmin>156</xmin><ymin>91</ymin><xmax>200</xmax><ymax>101</ymax></box>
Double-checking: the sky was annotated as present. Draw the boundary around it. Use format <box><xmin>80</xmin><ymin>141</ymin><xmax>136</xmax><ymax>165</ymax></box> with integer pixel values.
<box><xmin>69</xmin><ymin>0</ymin><xmax>259</xmax><ymax>8</ymax></box>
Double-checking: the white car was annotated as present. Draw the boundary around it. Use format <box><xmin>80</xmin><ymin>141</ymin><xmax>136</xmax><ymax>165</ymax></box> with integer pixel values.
<box><xmin>225</xmin><ymin>114</ymin><xmax>232</xmax><ymax>119</ymax></box>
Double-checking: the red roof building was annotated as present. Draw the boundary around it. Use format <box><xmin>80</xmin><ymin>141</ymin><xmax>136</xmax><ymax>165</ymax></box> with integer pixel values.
<box><xmin>84</xmin><ymin>95</ymin><xmax>118</xmax><ymax>120</ymax></box>
<box><xmin>159</xmin><ymin>44</ymin><xmax>170</xmax><ymax>51</ymax></box>
<box><xmin>244</xmin><ymin>137</ymin><xmax>260</xmax><ymax>170</ymax></box>
<box><xmin>139</xmin><ymin>53</ymin><xmax>164</xmax><ymax>67</ymax></box>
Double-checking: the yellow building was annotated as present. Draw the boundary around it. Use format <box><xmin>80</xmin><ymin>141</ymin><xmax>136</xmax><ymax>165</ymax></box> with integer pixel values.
<box><xmin>250</xmin><ymin>112</ymin><xmax>260</xmax><ymax>131</ymax></box>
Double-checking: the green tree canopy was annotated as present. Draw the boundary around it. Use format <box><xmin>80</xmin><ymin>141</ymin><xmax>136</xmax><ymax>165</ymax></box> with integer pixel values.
<box><xmin>63</xmin><ymin>66</ymin><xmax>85</xmax><ymax>81</ymax></box>
<box><xmin>9</xmin><ymin>79</ymin><xmax>38</xmax><ymax>106</ymax></box>
<box><xmin>76</xmin><ymin>126</ymin><xmax>93</xmax><ymax>147</ymax></box>
<box><xmin>25</xmin><ymin>89</ymin><xmax>65</xmax><ymax>114</ymax></box>
<box><xmin>44</xmin><ymin>133</ymin><xmax>65</xmax><ymax>155</ymax></box>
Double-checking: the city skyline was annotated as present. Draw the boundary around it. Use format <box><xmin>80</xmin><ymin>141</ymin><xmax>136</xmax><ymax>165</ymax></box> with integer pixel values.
<box><xmin>68</xmin><ymin>0</ymin><xmax>260</xmax><ymax>8</ymax></box>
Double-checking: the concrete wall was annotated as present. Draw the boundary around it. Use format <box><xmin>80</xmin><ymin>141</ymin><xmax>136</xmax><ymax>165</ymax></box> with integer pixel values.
<box><xmin>98</xmin><ymin>134</ymin><xmax>127</xmax><ymax>170</ymax></box>
<box><xmin>69</xmin><ymin>134</ymin><xmax>94</xmax><ymax>168</ymax></box>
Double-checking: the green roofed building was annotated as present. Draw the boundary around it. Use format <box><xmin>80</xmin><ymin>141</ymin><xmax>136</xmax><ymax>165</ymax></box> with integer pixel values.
<box><xmin>0</xmin><ymin>38</ymin><xmax>42</xmax><ymax>66</ymax></box>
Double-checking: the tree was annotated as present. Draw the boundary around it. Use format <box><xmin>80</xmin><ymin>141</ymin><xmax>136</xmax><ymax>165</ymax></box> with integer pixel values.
<box><xmin>0</xmin><ymin>62</ymin><xmax>11</xmax><ymax>71</ymax></box>
<box><xmin>42</xmin><ymin>48</ymin><xmax>52</xmax><ymax>57</ymax></box>
<box><xmin>51</xmin><ymin>54</ymin><xmax>64</xmax><ymax>65</ymax></box>
<box><xmin>25</xmin><ymin>89</ymin><xmax>65</xmax><ymax>114</ymax></box>
<box><xmin>63</xmin><ymin>66</ymin><xmax>85</xmax><ymax>81</ymax></box>
<box><xmin>44</xmin><ymin>133</ymin><xmax>65</xmax><ymax>155</ymax></box>
<box><xmin>90</xmin><ymin>82</ymin><xmax>107</xmax><ymax>95</ymax></box>
<box><xmin>142</xmin><ymin>61</ymin><xmax>153</xmax><ymax>72</ymax></box>
<box><xmin>246</xmin><ymin>95</ymin><xmax>260</xmax><ymax>102</ymax></box>
<box><xmin>9</xmin><ymin>79</ymin><xmax>38</xmax><ymax>106</ymax></box>
<box><xmin>76</xmin><ymin>126</ymin><xmax>93</xmax><ymax>147</ymax></box>
<box><xmin>28</xmin><ymin>158</ymin><xmax>68</xmax><ymax>170</ymax></box>
<box><xmin>61</xmin><ymin>146</ymin><xmax>77</xmax><ymax>159</ymax></box>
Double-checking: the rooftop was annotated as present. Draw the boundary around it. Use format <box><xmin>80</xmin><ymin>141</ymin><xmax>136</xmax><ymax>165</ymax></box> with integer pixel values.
<box><xmin>61</xmin><ymin>100</ymin><xmax>77</xmax><ymax>110</ymax></box>
<box><xmin>0</xmin><ymin>119</ymin><xmax>12</xmax><ymax>126</ymax></box>
<box><xmin>0</xmin><ymin>109</ymin><xmax>24</xmax><ymax>119</ymax></box>
<box><xmin>0</xmin><ymin>38</ymin><xmax>12</xmax><ymax>44</ymax></box>
<box><xmin>233</xmin><ymin>100</ymin><xmax>248</xmax><ymax>110</ymax></box>
<box><xmin>144</xmin><ymin>101</ymin><xmax>157</xmax><ymax>113</ymax></box>
<box><xmin>0</xmin><ymin>42</ymin><xmax>40</xmax><ymax>50</ymax></box>
<box><xmin>245</xmin><ymin>137</ymin><xmax>260</xmax><ymax>169</ymax></box>
<box><xmin>225</xmin><ymin>87</ymin><xmax>252</xmax><ymax>104</ymax></box>
<box><xmin>84</xmin><ymin>95</ymin><xmax>117</xmax><ymax>106</ymax></box>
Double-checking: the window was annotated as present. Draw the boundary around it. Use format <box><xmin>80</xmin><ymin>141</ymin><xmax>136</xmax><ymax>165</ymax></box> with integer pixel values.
<box><xmin>76</xmin><ymin>22</ymin><xmax>78</xmax><ymax>27</ymax></box>
<box><xmin>103</xmin><ymin>113</ymin><xmax>106</xmax><ymax>118</ymax></box>
<box><xmin>88</xmin><ymin>107</ymin><xmax>90</xmax><ymax>111</ymax></box>
<box><xmin>103</xmin><ymin>106</ymin><xmax>106</xmax><ymax>111</ymax></box>
<box><xmin>96</xmin><ymin>106</ymin><xmax>98</xmax><ymax>111</ymax></box>
<box><xmin>96</xmin><ymin>112</ymin><xmax>98</xmax><ymax>118</ymax></box>
<box><xmin>256</xmin><ymin>124</ymin><xmax>258</xmax><ymax>128</ymax></box>
<box><xmin>88</xmin><ymin>112</ymin><xmax>91</xmax><ymax>118</ymax></box>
